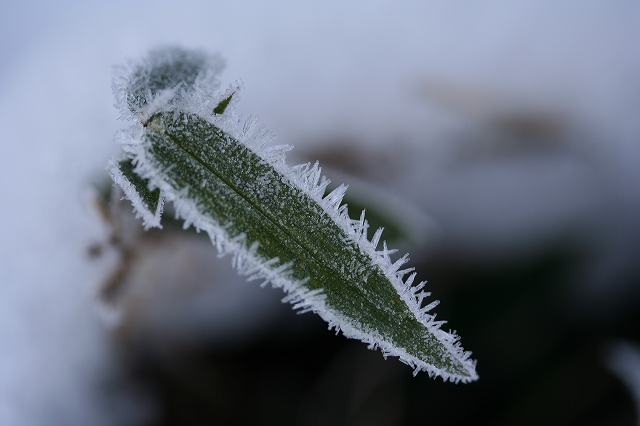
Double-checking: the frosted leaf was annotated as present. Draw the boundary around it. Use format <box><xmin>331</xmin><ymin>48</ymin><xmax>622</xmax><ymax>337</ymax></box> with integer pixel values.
<box><xmin>113</xmin><ymin>46</ymin><xmax>225</xmax><ymax>121</ymax></box>
<box><xmin>109</xmin><ymin>47</ymin><xmax>478</xmax><ymax>383</ymax></box>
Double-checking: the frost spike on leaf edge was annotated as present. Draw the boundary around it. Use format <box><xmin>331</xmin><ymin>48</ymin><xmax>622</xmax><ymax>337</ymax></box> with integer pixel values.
<box><xmin>109</xmin><ymin>46</ymin><xmax>478</xmax><ymax>383</ymax></box>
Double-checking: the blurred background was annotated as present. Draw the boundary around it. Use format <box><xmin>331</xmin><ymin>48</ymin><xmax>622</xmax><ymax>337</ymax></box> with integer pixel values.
<box><xmin>1</xmin><ymin>1</ymin><xmax>639</xmax><ymax>425</ymax></box>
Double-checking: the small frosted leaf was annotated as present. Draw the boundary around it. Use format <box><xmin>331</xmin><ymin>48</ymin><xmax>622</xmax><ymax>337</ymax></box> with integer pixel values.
<box><xmin>114</xmin><ymin>46</ymin><xmax>225</xmax><ymax>118</ymax></box>
<box><xmin>108</xmin><ymin>159</ymin><xmax>163</xmax><ymax>229</ymax></box>
<box><xmin>118</xmin><ymin>159</ymin><xmax>161</xmax><ymax>213</ymax></box>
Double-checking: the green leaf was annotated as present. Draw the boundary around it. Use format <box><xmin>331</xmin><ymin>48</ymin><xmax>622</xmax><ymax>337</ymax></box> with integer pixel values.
<box><xmin>110</xmin><ymin>47</ymin><xmax>477</xmax><ymax>382</ymax></box>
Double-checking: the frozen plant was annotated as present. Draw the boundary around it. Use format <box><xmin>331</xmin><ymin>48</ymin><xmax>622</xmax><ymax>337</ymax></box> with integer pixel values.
<box><xmin>108</xmin><ymin>46</ymin><xmax>478</xmax><ymax>383</ymax></box>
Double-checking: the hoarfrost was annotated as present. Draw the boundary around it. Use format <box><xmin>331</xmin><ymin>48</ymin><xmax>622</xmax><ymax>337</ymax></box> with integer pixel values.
<box><xmin>112</xmin><ymin>46</ymin><xmax>225</xmax><ymax>123</ymax></box>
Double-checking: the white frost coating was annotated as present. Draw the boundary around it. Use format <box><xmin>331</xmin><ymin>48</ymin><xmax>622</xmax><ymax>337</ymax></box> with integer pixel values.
<box><xmin>108</xmin><ymin>159</ymin><xmax>164</xmax><ymax>230</ymax></box>
<box><xmin>111</xmin><ymin>48</ymin><xmax>477</xmax><ymax>382</ymax></box>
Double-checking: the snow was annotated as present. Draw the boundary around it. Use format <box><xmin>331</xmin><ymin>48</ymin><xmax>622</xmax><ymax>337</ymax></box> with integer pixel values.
<box><xmin>0</xmin><ymin>33</ymin><xmax>142</xmax><ymax>426</ymax></box>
